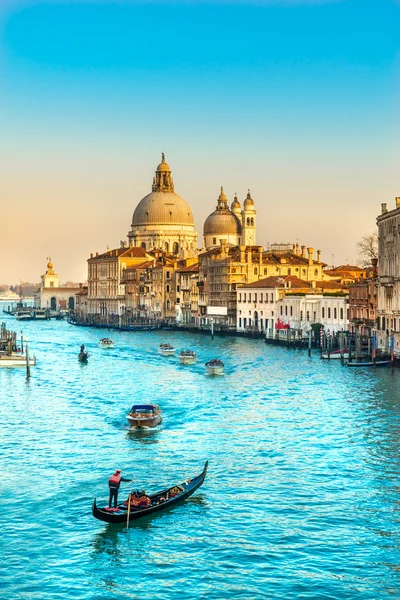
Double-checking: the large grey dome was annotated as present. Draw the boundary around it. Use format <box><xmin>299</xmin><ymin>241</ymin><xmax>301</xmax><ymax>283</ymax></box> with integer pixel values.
<box><xmin>204</xmin><ymin>208</ymin><xmax>241</xmax><ymax>235</ymax></box>
<box><xmin>132</xmin><ymin>191</ymin><xmax>194</xmax><ymax>227</ymax></box>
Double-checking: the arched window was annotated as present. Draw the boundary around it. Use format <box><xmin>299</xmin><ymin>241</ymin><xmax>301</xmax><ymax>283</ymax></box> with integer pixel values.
<box><xmin>166</xmin><ymin>299</ymin><xmax>171</xmax><ymax>310</ymax></box>
<box><xmin>173</xmin><ymin>242</ymin><xmax>179</xmax><ymax>254</ymax></box>
<box><xmin>328</xmin><ymin>307</ymin><xmax>331</xmax><ymax>318</ymax></box>
<box><xmin>340</xmin><ymin>308</ymin><xmax>343</xmax><ymax>320</ymax></box>
<box><xmin>251</xmin><ymin>218</ymin><xmax>254</xmax><ymax>226</ymax></box>
<box><xmin>141</xmin><ymin>242</ymin><xmax>146</xmax><ymax>250</ymax></box>
<box><xmin>50</xmin><ymin>297</ymin><xmax>57</xmax><ymax>311</ymax></box>
<box><xmin>247</xmin><ymin>218</ymin><xmax>250</xmax><ymax>226</ymax></box>
<box><xmin>314</xmin><ymin>269</ymin><xmax>318</xmax><ymax>275</ymax></box>
<box><xmin>68</xmin><ymin>297</ymin><xmax>74</xmax><ymax>310</ymax></box>
<box><xmin>322</xmin><ymin>307</ymin><xmax>325</xmax><ymax>318</ymax></box>
<box><xmin>164</xmin><ymin>242</ymin><xmax>169</xmax><ymax>253</ymax></box>
<box><xmin>287</xmin><ymin>268</ymin><xmax>291</xmax><ymax>275</ymax></box>
<box><xmin>264</xmin><ymin>268</ymin><xmax>268</xmax><ymax>275</ymax></box>
<box><xmin>334</xmin><ymin>308</ymin><xmax>337</xmax><ymax>319</ymax></box>
<box><xmin>166</xmin><ymin>284</ymin><xmax>170</xmax><ymax>293</ymax></box>
<box><xmin>254</xmin><ymin>267</ymin><xmax>258</xmax><ymax>275</ymax></box>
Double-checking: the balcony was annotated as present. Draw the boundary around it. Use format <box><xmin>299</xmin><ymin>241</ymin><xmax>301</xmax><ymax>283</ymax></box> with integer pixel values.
<box><xmin>379</xmin><ymin>275</ymin><xmax>394</xmax><ymax>286</ymax></box>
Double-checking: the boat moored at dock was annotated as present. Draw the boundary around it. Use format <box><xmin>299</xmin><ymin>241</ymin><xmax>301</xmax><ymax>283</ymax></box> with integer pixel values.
<box><xmin>179</xmin><ymin>349</ymin><xmax>197</xmax><ymax>364</ymax></box>
<box><xmin>321</xmin><ymin>349</ymin><xmax>350</xmax><ymax>360</ymax></box>
<box><xmin>0</xmin><ymin>353</ymin><xmax>36</xmax><ymax>367</ymax></box>
<box><xmin>205</xmin><ymin>358</ymin><xmax>224</xmax><ymax>375</ymax></box>
<box><xmin>126</xmin><ymin>404</ymin><xmax>162</xmax><ymax>429</ymax></box>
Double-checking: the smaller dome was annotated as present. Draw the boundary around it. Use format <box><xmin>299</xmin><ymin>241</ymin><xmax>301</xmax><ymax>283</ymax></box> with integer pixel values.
<box><xmin>157</xmin><ymin>152</ymin><xmax>171</xmax><ymax>172</ymax></box>
<box><xmin>47</xmin><ymin>262</ymin><xmax>53</xmax><ymax>269</ymax></box>
<box><xmin>244</xmin><ymin>190</ymin><xmax>254</xmax><ymax>208</ymax></box>
<box><xmin>231</xmin><ymin>194</ymin><xmax>241</xmax><ymax>211</ymax></box>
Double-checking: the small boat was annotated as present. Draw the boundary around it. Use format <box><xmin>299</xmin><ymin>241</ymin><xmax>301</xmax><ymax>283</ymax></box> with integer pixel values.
<box><xmin>205</xmin><ymin>358</ymin><xmax>224</xmax><ymax>375</ymax></box>
<box><xmin>347</xmin><ymin>360</ymin><xmax>391</xmax><ymax>367</ymax></box>
<box><xmin>92</xmin><ymin>461</ymin><xmax>208</xmax><ymax>524</ymax></box>
<box><xmin>321</xmin><ymin>349</ymin><xmax>350</xmax><ymax>360</ymax></box>
<box><xmin>78</xmin><ymin>344</ymin><xmax>89</xmax><ymax>363</ymax></box>
<box><xmin>98</xmin><ymin>338</ymin><xmax>115</xmax><ymax>349</ymax></box>
<box><xmin>179</xmin><ymin>349</ymin><xmax>197</xmax><ymax>364</ymax></box>
<box><xmin>0</xmin><ymin>354</ymin><xmax>36</xmax><ymax>367</ymax></box>
<box><xmin>127</xmin><ymin>404</ymin><xmax>162</xmax><ymax>429</ymax></box>
<box><xmin>158</xmin><ymin>343</ymin><xmax>176</xmax><ymax>356</ymax></box>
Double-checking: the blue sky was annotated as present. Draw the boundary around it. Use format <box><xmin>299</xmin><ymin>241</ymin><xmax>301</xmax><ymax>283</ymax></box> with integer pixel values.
<box><xmin>0</xmin><ymin>0</ymin><xmax>399</xmax><ymax>281</ymax></box>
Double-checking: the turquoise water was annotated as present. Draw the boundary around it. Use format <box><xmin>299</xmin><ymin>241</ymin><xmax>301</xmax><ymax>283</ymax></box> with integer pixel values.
<box><xmin>1</xmin><ymin>312</ymin><xmax>400</xmax><ymax>599</ymax></box>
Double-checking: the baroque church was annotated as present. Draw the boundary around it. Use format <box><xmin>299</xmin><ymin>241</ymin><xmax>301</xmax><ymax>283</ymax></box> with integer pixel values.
<box><xmin>127</xmin><ymin>154</ymin><xmax>257</xmax><ymax>254</ymax></box>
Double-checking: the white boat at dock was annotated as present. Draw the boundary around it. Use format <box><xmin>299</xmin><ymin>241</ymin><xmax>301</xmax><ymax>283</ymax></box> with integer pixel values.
<box><xmin>0</xmin><ymin>353</ymin><xmax>36</xmax><ymax>367</ymax></box>
<box><xmin>179</xmin><ymin>349</ymin><xmax>197</xmax><ymax>364</ymax></box>
<box><xmin>321</xmin><ymin>349</ymin><xmax>350</xmax><ymax>360</ymax></box>
<box><xmin>205</xmin><ymin>359</ymin><xmax>224</xmax><ymax>375</ymax></box>
<box><xmin>158</xmin><ymin>343</ymin><xmax>176</xmax><ymax>356</ymax></box>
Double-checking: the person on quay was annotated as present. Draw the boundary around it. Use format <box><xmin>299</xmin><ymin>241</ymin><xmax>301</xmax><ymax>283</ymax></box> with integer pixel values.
<box><xmin>108</xmin><ymin>469</ymin><xmax>131</xmax><ymax>508</ymax></box>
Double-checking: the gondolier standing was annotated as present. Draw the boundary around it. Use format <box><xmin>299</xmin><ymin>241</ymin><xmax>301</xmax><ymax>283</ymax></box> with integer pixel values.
<box><xmin>108</xmin><ymin>469</ymin><xmax>131</xmax><ymax>508</ymax></box>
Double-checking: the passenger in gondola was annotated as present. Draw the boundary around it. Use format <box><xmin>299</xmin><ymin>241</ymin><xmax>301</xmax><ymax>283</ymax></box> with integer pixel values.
<box><xmin>108</xmin><ymin>469</ymin><xmax>131</xmax><ymax>508</ymax></box>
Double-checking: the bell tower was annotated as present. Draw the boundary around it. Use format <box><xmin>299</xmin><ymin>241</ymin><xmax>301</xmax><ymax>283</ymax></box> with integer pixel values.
<box><xmin>241</xmin><ymin>190</ymin><xmax>256</xmax><ymax>246</ymax></box>
<box><xmin>41</xmin><ymin>258</ymin><xmax>60</xmax><ymax>289</ymax></box>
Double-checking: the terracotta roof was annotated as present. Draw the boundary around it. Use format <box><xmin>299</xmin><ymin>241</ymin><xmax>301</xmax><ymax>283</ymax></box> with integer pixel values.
<box><xmin>329</xmin><ymin>264</ymin><xmax>364</xmax><ymax>272</ymax></box>
<box><xmin>41</xmin><ymin>287</ymin><xmax>81</xmax><ymax>291</ymax></box>
<box><xmin>177</xmin><ymin>264</ymin><xmax>199</xmax><ymax>273</ymax></box>
<box><xmin>124</xmin><ymin>261</ymin><xmax>155</xmax><ymax>271</ymax></box>
<box><xmin>239</xmin><ymin>275</ymin><xmax>310</xmax><ymax>289</ymax></box>
<box><xmin>315</xmin><ymin>280</ymin><xmax>345</xmax><ymax>290</ymax></box>
<box><xmin>89</xmin><ymin>247</ymin><xmax>147</xmax><ymax>260</ymax></box>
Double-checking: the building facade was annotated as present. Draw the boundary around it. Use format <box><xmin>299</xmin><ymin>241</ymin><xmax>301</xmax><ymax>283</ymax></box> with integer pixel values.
<box><xmin>34</xmin><ymin>259</ymin><xmax>80</xmax><ymax>311</ymax></box>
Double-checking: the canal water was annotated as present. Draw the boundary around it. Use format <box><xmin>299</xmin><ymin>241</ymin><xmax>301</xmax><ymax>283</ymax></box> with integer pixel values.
<box><xmin>1</xmin><ymin>313</ymin><xmax>400</xmax><ymax>599</ymax></box>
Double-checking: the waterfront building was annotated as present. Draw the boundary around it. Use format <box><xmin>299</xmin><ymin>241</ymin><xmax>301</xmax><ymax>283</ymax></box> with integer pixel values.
<box><xmin>203</xmin><ymin>188</ymin><xmax>256</xmax><ymax>249</ymax></box>
<box><xmin>127</xmin><ymin>154</ymin><xmax>198</xmax><ymax>257</ymax></box>
<box><xmin>348</xmin><ymin>259</ymin><xmax>377</xmax><ymax>335</ymax></box>
<box><xmin>87</xmin><ymin>246</ymin><xmax>151</xmax><ymax>316</ymax></box>
<box><xmin>175</xmin><ymin>262</ymin><xmax>199</xmax><ymax>325</ymax></box>
<box><xmin>34</xmin><ymin>259</ymin><xmax>80</xmax><ymax>311</ymax></box>
<box><xmin>277</xmin><ymin>294</ymin><xmax>348</xmax><ymax>335</ymax></box>
<box><xmin>237</xmin><ymin>275</ymin><xmax>348</xmax><ymax>334</ymax></box>
<box><xmin>376</xmin><ymin>198</ymin><xmax>400</xmax><ymax>354</ymax></box>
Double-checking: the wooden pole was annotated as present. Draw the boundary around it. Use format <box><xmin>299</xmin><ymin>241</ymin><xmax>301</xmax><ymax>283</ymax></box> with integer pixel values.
<box><xmin>26</xmin><ymin>340</ymin><xmax>30</xmax><ymax>379</ymax></box>
<box><xmin>308</xmin><ymin>328</ymin><xmax>311</xmax><ymax>357</ymax></box>
<box><xmin>126</xmin><ymin>477</ymin><xmax>133</xmax><ymax>528</ymax></box>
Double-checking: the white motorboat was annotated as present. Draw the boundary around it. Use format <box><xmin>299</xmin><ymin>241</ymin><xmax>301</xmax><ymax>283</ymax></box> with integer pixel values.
<box><xmin>0</xmin><ymin>354</ymin><xmax>36</xmax><ymax>367</ymax></box>
<box><xmin>158</xmin><ymin>343</ymin><xmax>176</xmax><ymax>356</ymax></box>
<box><xmin>321</xmin><ymin>349</ymin><xmax>350</xmax><ymax>360</ymax></box>
<box><xmin>15</xmin><ymin>309</ymin><xmax>33</xmax><ymax>321</ymax></box>
<box><xmin>98</xmin><ymin>338</ymin><xmax>115</xmax><ymax>349</ymax></box>
<box><xmin>205</xmin><ymin>359</ymin><xmax>224</xmax><ymax>375</ymax></box>
<box><xmin>179</xmin><ymin>349</ymin><xmax>197</xmax><ymax>364</ymax></box>
<box><xmin>127</xmin><ymin>404</ymin><xmax>162</xmax><ymax>429</ymax></box>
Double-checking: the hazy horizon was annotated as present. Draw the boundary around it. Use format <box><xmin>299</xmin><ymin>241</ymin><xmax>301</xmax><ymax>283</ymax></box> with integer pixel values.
<box><xmin>1</xmin><ymin>0</ymin><xmax>399</xmax><ymax>283</ymax></box>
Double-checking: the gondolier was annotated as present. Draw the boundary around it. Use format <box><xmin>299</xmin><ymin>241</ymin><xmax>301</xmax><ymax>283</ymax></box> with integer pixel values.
<box><xmin>108</xmin><ymin>469</ymin><xmax>131</xmax><ymax>508</ymax></box>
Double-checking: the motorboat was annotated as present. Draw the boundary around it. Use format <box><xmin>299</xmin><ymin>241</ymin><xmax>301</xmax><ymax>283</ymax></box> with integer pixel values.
<box><xmin>321</xmin><ymin>348</ymin><xmax>350</xmax><ymax>360</ymax></box>
<box><xmin>158</xmin><ymin>343</ymin><xmax>176</xmax><ymax>356</ymax></box>
<box><xmin>98</xmin><ymin>338</ymin><xmax>115</xmax><ymax>349</ymax></box>
<box><xmin>126</xmin><ymin>404</ymin><xmax>162</xmax><ymax>429</ymax></box>
<box><xmin>0</xmin><ymin>353</ymin><xmax>36</xmax><ymax>367</ymax></box>
<box><xmin>179</xmin><ymin>349</ymin><xmax>197</xmax><ymax>364</ymax></box>
<box><xmin>93</xmin><ymin>461</ymin><xmax>208</xmax><ymax>524</ymax></box>
<box><xmin>205</xmin><ymin>358</ymin><xmax>224</xmax><ymax>375</ymax></box>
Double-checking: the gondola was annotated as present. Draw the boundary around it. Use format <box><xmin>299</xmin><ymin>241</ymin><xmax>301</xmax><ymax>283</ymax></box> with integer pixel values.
<box><xmin>92</xmin><ymin>461</ymin><xmax>208</xmax><ymax>524</ymax></box>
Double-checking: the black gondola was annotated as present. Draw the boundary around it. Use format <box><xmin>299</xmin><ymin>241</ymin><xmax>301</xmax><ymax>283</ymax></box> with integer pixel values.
<box><xmin>78</xmin><ymin>344</ymin><xmax>88</xmax><ymax>363</ymax></box>
<box><xmin>92</xmin><ymin>461</ymin><xmax>208</xmax><ymax>524</ymax></box>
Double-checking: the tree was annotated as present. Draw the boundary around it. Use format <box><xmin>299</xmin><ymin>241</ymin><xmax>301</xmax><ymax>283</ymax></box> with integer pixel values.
<box><xmin>356</xmin><ymin>232</ymin><xmax>378</xmax><ymax>267</ymax></box>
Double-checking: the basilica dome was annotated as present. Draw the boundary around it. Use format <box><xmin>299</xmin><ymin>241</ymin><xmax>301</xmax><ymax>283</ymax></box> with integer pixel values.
<box><xmin>132</xmin><ymin>191</ymin><xmax>194</xmax><ymax>226</ymax></box>
<box><xmin>203</xmin><ymin>187</ymin><xmax>242</xmax><ymax>235</ymax></box>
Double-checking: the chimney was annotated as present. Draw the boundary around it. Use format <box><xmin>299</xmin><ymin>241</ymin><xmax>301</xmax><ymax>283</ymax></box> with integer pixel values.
<box><xmin>396</xmin><ymin>197</ymin><xmax>400</xmax><ymax>209</ymax></box>
<box><xmin>371</xmin><ymin>258</ymin><xmax>378</xmax><ymax>278</ymax></box>
<box><xmin>240</xmin><ymin>245</ymin><xmax>246</xmax><ymax>263</ymax></box>
<box><xmin>307</xmin><ymin>247</ymin><xmax>314</xmax><ymax>266</ymax></box>
<box><xmin>90</xmin><ymin>253</ymin><xmax>93</xmax><ymax>258</ymax></box>
<box><xmin>317</xmin><ymin>249</ymin><xmax>321</xmax><ymax>263</ymax></box>
<box><xmin>96</xmin><ymin>252</ymin><xmax>99</xmax><ymax>257</ymax></box>
<box><xmin>301</xmin><ymin>245</ymin><xmax>306</xmax><ymax>258</ymax></box>
<box><xmin>381</xmin><ymin>203</ymin><xmax>388</xmax><ymax>214</ymax></box>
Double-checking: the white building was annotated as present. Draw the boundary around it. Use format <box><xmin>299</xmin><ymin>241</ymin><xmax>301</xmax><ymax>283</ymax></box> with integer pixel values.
<box><xmin>376</xmin><ymin>197</ymin><xmax>400</xmax><ymax>354</ymax></box>
<box><xmin>278</xmin><ymin>295</ymin><xmax>348</xmax><ymax>335</ymax></box>
<box><xmin>237</xmin><ymin>278</ymin><xmax>280</xmax><ymax>333</ymax></box>
<box><xmin>34</xmin><ymin>259</ymin><xmax>80</xmax><ymax>311</ymax></box>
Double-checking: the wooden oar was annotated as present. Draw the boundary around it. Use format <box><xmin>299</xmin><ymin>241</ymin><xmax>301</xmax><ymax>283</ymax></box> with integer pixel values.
<box><xmin>126</xmin><ymin>476</ymin><xmax>134</xmax><ymax>528</ymax></box>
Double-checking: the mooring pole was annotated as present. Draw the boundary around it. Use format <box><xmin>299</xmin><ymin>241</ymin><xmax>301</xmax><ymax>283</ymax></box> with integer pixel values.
<box><xmin>308</xmin><ymin>328</ymin><xmax>312</xmax><ymax>357</ymax></box>
<box><xmin>26</xmin><ymin>340</ymin><xmax>30</xmax><ymax>379</ymax></box>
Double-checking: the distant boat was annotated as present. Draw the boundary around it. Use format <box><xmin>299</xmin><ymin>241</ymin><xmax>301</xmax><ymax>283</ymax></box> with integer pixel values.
<box><xmin>78</xmin><ymin>345</ymin><xmax>89</xmax><ymax>363</ymax></box>
<box><xmin>158</xmin><ymin>343</ymin><xmax>176</xmax><ymax>356</ymax></box>
<box><xmin>0</xmin><ymin>353</ymin><xmax>36</xmax><ymax>367</ymax></box>
<box><xmin>99</xmin><ymin>338</ymin><xmax>115</xmax><ymax>349</ymax></box>
<box><xmin>126</xmin><ymin>404</ymin><xmax>162</xmax><ymax>429</ymax></box>
<box><xmin>205</xmin><ymin>359</ymin><xmax>224</xmax><ymax>375</ymax></box>
<box><xmin>321</xmin><ymin>349</ymin><xmax>350</xmax><ymax>360</ymax></box>
<box><xmin>347</xmin><ymin>360</ymin><xmax>391</xmax><ymax>368</ymax></box>
<box><xmin>179</xmin><ymin>349</ymin><xmax>197</xmax><ymax>364</ymax></box>
<box><xmin>15</xmin><ymin>309</ymin><xmax>34</xmax><ymax>321</ymax></box>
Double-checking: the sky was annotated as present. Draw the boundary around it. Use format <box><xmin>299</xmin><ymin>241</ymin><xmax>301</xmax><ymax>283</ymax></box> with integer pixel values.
<box><xmin>0</xmin><ymin>0</ymin><xmax>399</xmax><ymax>283</ymax></box>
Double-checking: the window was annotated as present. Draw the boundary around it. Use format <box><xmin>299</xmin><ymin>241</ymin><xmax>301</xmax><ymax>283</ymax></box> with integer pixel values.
<box><xmin>50</xmin><ymin>282</ymin><xmax>54</xmax><ymax>288</ymax></box>
<box><xmin>270</xmin><ymin>293</ymin><xmax>273</xmax><ymax>302</ymax></box>
<box><xmin>306</xmin><ymin>311</ymin><xmax>309</xmax><ymax>321</ymax></box>
<box><xmin>328</xmin><ymin>307</ymin><xmax>331</xmax><ymax>318</ymax></box>
<box><xmin>264</xmin><ymin>268</ymin><xmax>268</xmax><ymax>275</ymax></box>
<box><xmin>290</xmin><ymin>306</ymin><xmax>293</xmax><ymax>316</ymax></box>
<box><xmin>239</xmin><ymin>318</ymin><xmax>242</xmax><ymax>328</ymax></box>
<box><xmin>260</xmin><ymin>319</ymin><xmax>263</xmax><ymax>329</ymax></box>
<box><xmin>313</xmin><ymin>311</ymin><xmax>316</xmax><ymax>322</ymax></box>
<box><xmin>280</xmin><ymin>306</ymin><xmax>283</xmax><ymax>316</ymax></box>
<box><xmin>340</xmin><ymin>308</ymin><xmax>343</xmax><ymax>320</ymax></box>
<box><xmin>166</xmin><ymin>271</ymin><xmax>171</xmax><ymax>280</ymax></box>
<box><xmin>176</xmin><ymin>298</ymin><xmax>180</xmax><ymax>303</ymax></box>
<box><xmin>300</xmin><ymin>311</ymin><xmax>303</xmax><ymax>321</ymax></box>
<box><xmin>213</xmin><ymin>238</ymin><xmax>217</xmax><ymax>245</ymax></box>
<box><xmin>166</xmin><ymin>284</ymin><xmax>170</xmax><ymax>293</ymax></box>
<box><xmin>334</xmin><ymin>308</ymin><xmax>337</xmax><ymax>319</ymax></box>
<box><xmin>254</xmin><ymin>293</ymin><xmax>257</xmax><ymax>303</ymax></box>
<box><xmin>288</xmin><ymin>268</ymin><xmax>291</xmax><ymax>275</ymax></box>
<box><xmin>248</xmin><ymin>294</ymin><xmax>251</xmax><ymax>303</ymax></box>
<box><xmin>244</xmin><ymin>293</ymin><xmax>246</xmax><ymax>302</ymax></box>
<box><xmin>244</xmin><ymin>318</ymin><xmax>247</xmax><ymax>328</ymax></box>
<box><xmin>260</xmin><ymin>293</ymin><xmax>263</xmax><ymax>303</ymax></box>
<box><xmin>322</xmin><ymin>307</ymin><xmax>325</xmax><ymax>318</ymax></box>
<box><xmin>254</xmin><ymin>267</ymin><xmax>258</xmax><ymax>275</ymax></box>
<box><xmin>177</xmin><ymin>285</ymin><xmax>180</xmax><ymax>292</ymax></box>
<box><xmin>173</xmin><ymin>242</ymin><xmax>179</xmax><ymax>254</ymax></box>
<box><xmin>239</xmin><ymin>293</ymin><xmax>242</xmax><ymax>302</ymax></box>
<box><xmin>285</xmin><ymin>306</ymin><xmax>288</xmax><ymax>316</ymax></box>
<box><xmin>166</xmin><ymin>299</ymin><xmax>171</xmax><ymax>310</ymax></box>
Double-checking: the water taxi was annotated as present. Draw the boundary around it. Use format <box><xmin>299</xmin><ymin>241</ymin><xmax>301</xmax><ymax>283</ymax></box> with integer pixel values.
<box><xmin>98</xmin><ymin>338</ymin><xmax>115</xmax><ymax>349</ymax></box>
<box><xmin>205</xmin><ymin>358</ymin><xmax>224</xmax><ymax>375</ymax></box>
<box><xmin>158</xmin><ymin>343</ymin><xmax>176</xmax><ymax>356</ymax></box>
<box><xmin>179</xmin><ymin>349</ymin><xmax>197</xmax><ymax>364</ymax></box>
<box><xmin>126</xmin><ymin>404</ymin><xmax>162</xmax><ymax>429</ymax></box>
